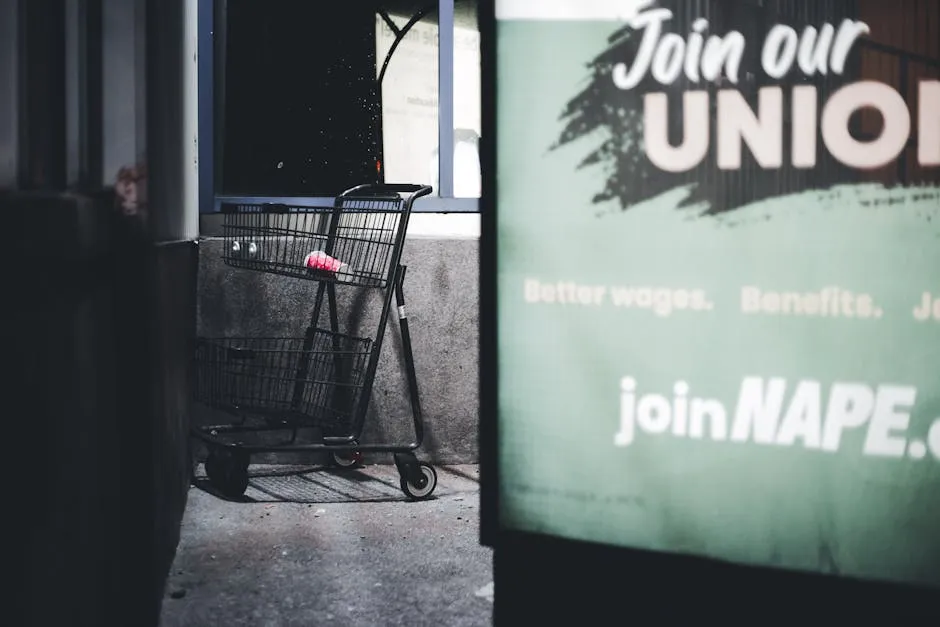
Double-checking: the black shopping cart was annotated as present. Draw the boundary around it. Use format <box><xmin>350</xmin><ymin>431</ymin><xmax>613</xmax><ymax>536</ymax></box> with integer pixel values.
<box><xmin>192</xmin><ymin>183</ymin><xmax>437</xmax><ymax>500</ymax></box>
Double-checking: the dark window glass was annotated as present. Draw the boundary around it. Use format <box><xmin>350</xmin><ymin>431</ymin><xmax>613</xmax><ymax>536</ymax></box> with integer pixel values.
<box><xmin>218</xmin><ymin>1</ymin><xmax>381</xmax><ymax>196</ymax></box>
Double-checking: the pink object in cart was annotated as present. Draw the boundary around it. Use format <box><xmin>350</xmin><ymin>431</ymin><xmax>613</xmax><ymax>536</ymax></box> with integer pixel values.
<box><xmin>304</xmin><ymin>251</ymin><xmax>348</xmax><ymax>275</ymax></box>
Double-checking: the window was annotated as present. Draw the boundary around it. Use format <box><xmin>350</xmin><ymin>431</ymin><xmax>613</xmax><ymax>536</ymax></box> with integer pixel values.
<box><xmin>376</xmin><ymin>0</ymin><xmax>480</xmax><ymax>199</ymax></box>
<box><xmin>217</xmin><ymin>1</ymin><xmax>380</xmax><ymax>197</ymax></box>
<box><xmin>451</xmin><ymin>2</ymin><xmax>481</xmax><ymax>198</ymax></box>
<box><xmin>204</xmin><ymin>0</ymin><xmax>480</xmax><ymax>212</ymax></box>
<box><xmin>376</xmin><ymin>3</ymin><xmax>440</xmax><ymax>195</ymax></box>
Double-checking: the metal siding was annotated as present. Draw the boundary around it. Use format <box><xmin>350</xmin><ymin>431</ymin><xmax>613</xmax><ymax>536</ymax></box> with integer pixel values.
<box><xmin>857</xmin><ymin>0</ymin><xmax>940</xmax><ymax>184</ymax></box>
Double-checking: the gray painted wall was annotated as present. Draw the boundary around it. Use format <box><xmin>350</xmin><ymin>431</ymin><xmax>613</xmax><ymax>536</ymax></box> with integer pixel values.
<box><xmin>196</xmin><ymin>236</ymin><xmax>480</xmax><ymax>464</ymax></box>
<box><xmin>0</xmin><ymin>0</ymin><xmax>145</xmax><ymax>189</ymax></box>
<box><xmin>0</xmin><ymin>0</ymin><xmax>17</xmax><ymax>187</ymax></box>
<box><xmin>102</xmin><ymin>0</ymin><xmax>146</xmax><ymax>186</ymax></box>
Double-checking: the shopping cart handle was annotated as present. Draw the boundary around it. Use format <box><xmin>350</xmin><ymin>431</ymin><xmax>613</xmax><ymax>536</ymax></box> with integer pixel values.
<box><xmin>340</xmin><ymin>184</ymin><xmax>433</xmax><ymax>200</ymax></box>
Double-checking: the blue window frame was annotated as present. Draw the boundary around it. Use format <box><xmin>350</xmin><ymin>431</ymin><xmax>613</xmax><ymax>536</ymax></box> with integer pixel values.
<box><xmin>198</xmin><ymin>0</ymin><xmax>479</xmax><ymax>214</ymax></box>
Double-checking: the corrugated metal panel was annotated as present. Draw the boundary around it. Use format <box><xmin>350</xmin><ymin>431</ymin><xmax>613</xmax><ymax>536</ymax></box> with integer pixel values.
<box><xmin>636</xmin><ymin>1</ymin><xmax>936</xmax><ymax>211</ymax></box>
<box><xmin>0</xmin><ymin>0</ymin><xmax>17</xmax><ymax>188</ymax></box>
<box><xmin>697</xmin><ymin>0</ymin><xmax>864</xmax><ymax>212</ymax></box>
<box><xmin>856</xmin><ymin>0</ymin><xmax>940</xmax><ymax>184</ymax></box>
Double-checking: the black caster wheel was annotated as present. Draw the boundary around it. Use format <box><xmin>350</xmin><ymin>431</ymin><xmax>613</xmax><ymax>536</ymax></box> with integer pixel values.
<box><xmin>187</xmin><ymin>439</ymin><xmax>196</xmax><ymax>485</ymax></box>
<box><xmin>188</xmin><ymin>437</ymin><xmax>201</xmax><ymax>486</ymax></box>
<box><xmin>400</xmin><ymin>462</ymin><xmax>437</xmax><ymax>501</ymax></box>
<box><xmin>331</xmin><ymin>444</ymin><xmax>363</xmax><ymax>469</ymax></box>
<box><xmin>205</xmin><ymin>447</ymin><xmax>250</xmax><ymax>498</ymax></box>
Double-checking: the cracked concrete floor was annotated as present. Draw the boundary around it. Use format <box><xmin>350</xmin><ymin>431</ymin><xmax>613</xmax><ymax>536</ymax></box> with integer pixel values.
<box><xmin>160</xmin><ymin>464</ymin><xmax>493</xmax><ymax>627</ymax></box>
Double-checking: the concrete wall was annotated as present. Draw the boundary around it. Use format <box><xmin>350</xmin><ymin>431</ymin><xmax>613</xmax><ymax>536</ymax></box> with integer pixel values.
<box><xmin>151</xmin><ymin>240</ymin><xmax>199</xmax><ymax>613</ymax></box>
<box><xmin>11</xmin><ymin>193</ymin><xmax>197</xmax><ymax>627</ymax></box>
<box><xmin>196</xmin><ymin>235</ymin><xmax>480</xmax><ymax>464</ymax></box>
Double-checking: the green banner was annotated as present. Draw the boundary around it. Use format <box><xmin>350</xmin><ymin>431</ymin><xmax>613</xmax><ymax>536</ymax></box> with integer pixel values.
<box><xmin>495</xmin><ymin>0</ymin><xmax>940</xmax><ymax>588</ymax></box>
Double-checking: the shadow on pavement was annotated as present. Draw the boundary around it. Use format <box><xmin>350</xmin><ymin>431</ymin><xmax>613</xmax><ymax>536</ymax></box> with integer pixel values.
<box><xmin>193</xmin><ymin>463</ymin><xmax>479</xmax><ymax>505</ymax></box>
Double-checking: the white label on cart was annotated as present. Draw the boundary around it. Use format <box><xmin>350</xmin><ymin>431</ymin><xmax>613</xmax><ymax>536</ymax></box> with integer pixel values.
<box><xmin>398</xmin><ymin>305</ymin><xmax>407</xmax><ymax>319</ymax></box>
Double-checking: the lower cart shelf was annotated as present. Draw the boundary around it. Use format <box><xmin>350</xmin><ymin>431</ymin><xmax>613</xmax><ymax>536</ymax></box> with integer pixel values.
<box><xmin>194</xmin><ymin>328</ymin><xmax>373</xmax><ymax>431</ymax></box>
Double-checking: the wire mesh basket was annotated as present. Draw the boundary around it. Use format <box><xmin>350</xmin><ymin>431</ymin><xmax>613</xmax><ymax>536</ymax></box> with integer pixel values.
<box><xmin>220</xmin><ymin>193</ymin><xmax>409</xmax><ymax>289</ymax></box>
<box><xmin>194</xmin><ymin>329</ymin><xmax>373</xmax><ymax>431</ymax></box>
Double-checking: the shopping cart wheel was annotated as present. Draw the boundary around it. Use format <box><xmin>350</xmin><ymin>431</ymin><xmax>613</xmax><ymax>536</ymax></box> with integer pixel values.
<box><xmin>399</xmin><ymin>462</ymin><xmax>437</xmax><ymax>501</ymax></box>
<box><xmin>331</xmin><ymin>448</ymin><xmax>364</xmax><ymax>469</ymax></box>
<box><xmin>188</xmin><ymin>438</ymin><xmax>197</xmax><ymax>486</ymax></box>
<box><xmin>205</xmin><ymin>447</ymin><xmax>250</xmax><ymax>498</ymax></box>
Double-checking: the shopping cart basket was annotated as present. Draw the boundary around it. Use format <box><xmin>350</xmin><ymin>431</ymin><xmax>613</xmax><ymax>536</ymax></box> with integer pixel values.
<box><xmin>192</xmin><ymin>183</ymin><xmax>437</xmax><ymax>501</ymax></box>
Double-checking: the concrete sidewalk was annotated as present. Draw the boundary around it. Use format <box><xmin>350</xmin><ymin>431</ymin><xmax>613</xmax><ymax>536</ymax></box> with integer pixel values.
<box><xmin>160</xmin><ymin>464</ymin><xmax>493</xmax><ymax>627</ymax></box>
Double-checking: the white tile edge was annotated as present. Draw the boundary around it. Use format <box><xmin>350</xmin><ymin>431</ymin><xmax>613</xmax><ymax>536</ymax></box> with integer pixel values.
<box><xmin>495</xmin><ymin>0</ymin><xmax>654</xmax><ymax>21</ymax></box>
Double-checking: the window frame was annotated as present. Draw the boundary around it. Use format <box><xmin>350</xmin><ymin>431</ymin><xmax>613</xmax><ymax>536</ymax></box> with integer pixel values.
<box><xmin>197</xmin><ymin>0</ymin><xmax>479</xmax><ymax>214</ymax></box>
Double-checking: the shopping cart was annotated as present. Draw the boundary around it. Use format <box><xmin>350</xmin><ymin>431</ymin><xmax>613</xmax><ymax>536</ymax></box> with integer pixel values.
<box><xmin>192</xmin><ymin>183</ymin><xmax>437</xmax><ymax>500</ymax></box>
